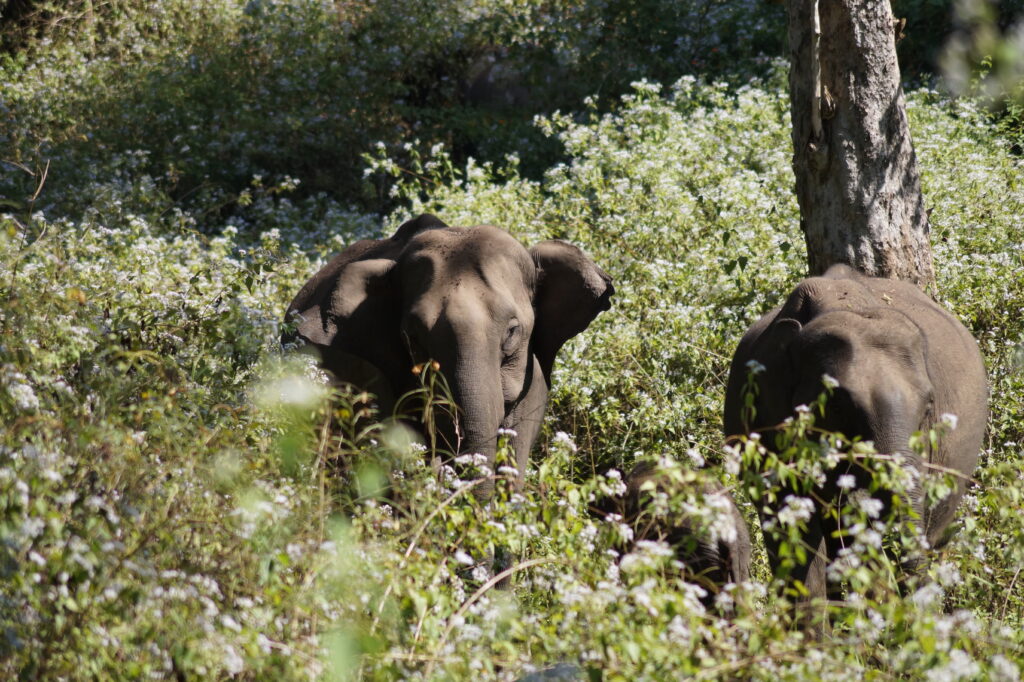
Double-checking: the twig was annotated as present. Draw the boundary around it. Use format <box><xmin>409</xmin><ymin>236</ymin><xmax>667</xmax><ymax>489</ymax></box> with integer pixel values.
<box><xmin>315</xmin><ymin>410</ymin><xmax>333</xmax><ymax>544</ymax></box>
<box><xmin>3</xmin><ymin>159</ymin><xmax>36</xmax><ymax>175</ymax></box>
<box><xmin>424</xmin><ymin>556</ymin><xmax>558</xmax><ymax>678</ymax></box>
<box><xmin>725</xmin><ymin>429</ymin><xmax>981</xmax><ymax>486</ymax></box>
<box><xmin>29</xmin><ymin>159</ymin><xmax>50</xmax><ymax>204</ymax></box>
<box><xmin>368</xmin><ymin>475</ymin><xmax>500</xmax><ymax>634</ymax></box>
<box><xmin>1001</xmin><ymin>566</ymin><xmax>1022</xmax><ymax>622</ymax></box>
<box><xmin>694</xmin><ymin>650</ymin><xmax>818</xmax><ymax>680</ymax></box>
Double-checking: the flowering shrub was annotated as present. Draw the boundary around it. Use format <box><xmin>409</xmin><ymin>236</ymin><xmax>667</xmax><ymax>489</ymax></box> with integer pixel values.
<box><xmin>2</xmin><ymin>9</ymin><xmax>1024</xmax><ymax>680</ymax></box>
<box><xmin>0</xmin><ymin>0</ymin><xmax>785</xmax><ymax>221</ymax></box>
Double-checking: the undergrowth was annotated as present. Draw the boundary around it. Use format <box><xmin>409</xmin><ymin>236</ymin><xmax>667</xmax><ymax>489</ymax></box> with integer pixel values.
<box><xmin>1</xmin><ymin>3</ymin><xmax>1023</xmax><ymax>680</ymax></box>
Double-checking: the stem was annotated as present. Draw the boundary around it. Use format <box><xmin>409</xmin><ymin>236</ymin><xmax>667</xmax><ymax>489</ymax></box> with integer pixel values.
<box><xmin>424</xmin><ymin>557</ymin><xmax>559</xmax><ymax>678</ymax></box>
<box><xmin>368</xmin><ymin>475</ymin><xmax>501</xmax><ymax>635</ymax></box>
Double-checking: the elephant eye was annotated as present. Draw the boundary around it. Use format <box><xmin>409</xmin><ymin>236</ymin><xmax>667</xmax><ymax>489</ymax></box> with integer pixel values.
<box><xmin>501</xmin><ymin>320</ymin><xmax>522</xmax><ymax>358</ymax></box>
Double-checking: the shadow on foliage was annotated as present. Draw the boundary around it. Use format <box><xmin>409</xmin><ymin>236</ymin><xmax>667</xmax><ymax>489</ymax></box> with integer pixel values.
<box><xmin>2</xmin><ymin>0</ymin><xmax>786</xmax><ymax>227</ymax></box>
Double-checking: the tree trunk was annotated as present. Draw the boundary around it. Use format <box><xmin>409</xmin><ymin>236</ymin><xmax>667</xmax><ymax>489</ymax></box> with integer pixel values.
<box><xmin>787</xmin><ymin>0</ymin><xmax>936</xmax><ymax>290</ymax></box>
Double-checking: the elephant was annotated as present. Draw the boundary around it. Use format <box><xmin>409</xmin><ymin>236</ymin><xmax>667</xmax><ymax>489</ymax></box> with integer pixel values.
<box><xmin>723</xmin><ymin>263</ymin><xmax>988</xmax><ymax>605</ymax></box>
<box><xmin>593</xmin><ymin>461</ymin><xmax>752</xmax><ymax>607</ymax></box>
<box><xmin>284</xmin><ymin>213</ymin><xmax>613</xmax><ymax>497</ymax></box>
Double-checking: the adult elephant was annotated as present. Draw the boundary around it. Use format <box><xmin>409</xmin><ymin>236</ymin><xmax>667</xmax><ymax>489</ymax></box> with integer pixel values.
<box><xmin>723</xmin><ymin>264</ymin><xmax>987</xmax><ymax>603</ymax></box>
<box><xmin>284</xmin><ymin>214</ymin><xmax>613</xmax><ymax>497</ymax></box>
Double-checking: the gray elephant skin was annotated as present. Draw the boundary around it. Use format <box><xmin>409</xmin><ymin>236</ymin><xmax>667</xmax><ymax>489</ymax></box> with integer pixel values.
<box><xmin>723</xmin><ymin>264</ymin><xmax>987</xmax><ymax>601</ymax></box>
<box><xmin>284</xmin><ymin>214</ymin><xmax>613</xmax><ymax>496</ymax></box>
<box><xmin>594</xmin><ymin>461</ymin><xmax>752</xmax><ymax>606</ymax></box>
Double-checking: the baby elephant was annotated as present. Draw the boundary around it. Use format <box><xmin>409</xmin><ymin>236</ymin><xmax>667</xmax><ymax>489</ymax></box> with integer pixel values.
<box><xmin>284</xmin><ymin>214</ymin><xmax>613</xmax><ymax>497</ymax></box>
<box><xmin>594</xmin><ymin>461</ymin><xmax>752</xmax><ymax>606</ymax></box>
<box><xmin>723</xmin><ymin>264</ymin><xmax>988</xmax><ymax>603</ymax></box>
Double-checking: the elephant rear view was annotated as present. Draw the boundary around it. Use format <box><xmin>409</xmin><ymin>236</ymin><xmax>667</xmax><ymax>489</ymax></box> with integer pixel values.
<box><xmin>723</xmin><ymin>264</ymin><xmax>987</xmax><ymax>602</ymax></box>
<box><xmin>283</xmin><ymin>214</ymin><xmax>613</xmax><ymax>497</ymax></box>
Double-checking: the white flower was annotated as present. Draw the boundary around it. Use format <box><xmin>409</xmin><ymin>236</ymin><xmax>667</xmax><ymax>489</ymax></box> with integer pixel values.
<box><xmin>940</xmin><ymin>413</ymin><xmax>959</xmax><ymax>431</ymax></box>
<box><xmin>220</xmin><ymin>615</ymin><xmax>242</xmax><ymax>632</ymax></box>
<box><xmin>723</xmin><ymin>444</ymin><xmax>741</xmax><ymax>476</ymax></box>
<box><xmin>634</xmin><ymin>540</ymin><xmax>674</xmax><ymax>558</ymax></box>
<box><xmin>706</xmin><ymin>493</ymin><xmax>739</xmax><ymax>545</ymax></box>
<box><xmin>851</xmin><ymin>490</ymin><xmax>885</xmax><ymax>518</ymax></box>
<box><xmin>926</xmin><ymin>649</ymin><xmax>979</xmax><ymax>682</ymax></box>
<box><xmin>222</xmin><ymin>643</ymin><xmax>245</xmax><ymax>675</ymax></box>
<box><xmin>453</xmin><ymin>551</ymin><xmax>475</xmax><ymax>566</ymax></box>
<box><xmin>7</xmin><ymin>380</ymin><xmax>39</xmax><ymax>411</ymax></box>
<box><xmin>776</xmin><ymin>495</ymin><xmax>815</xmax><ymax>527</ymax></box>
<box><xmin>21</xmin><ymin>517</ymin><xmax>45</xmax><ymax>539</ymax></box>
<box><xmin>991</xmin><ymin>654</ymin><xmax>1020</xmax><ymax>682</ymax></box>
<box><xmin>934</xmin><ymin>561</ymin><xmax>962</xmax><ymax>588</ymax></box>
<box><xmin>822</xmin><ymin>373</ymin><xmax>840</xmax><ymax>389</ymax></box>
<box><xmin>744</xmin><ymin>359</ymin><xmax>766</xmax><ymax>375</ymax></box>
<box><xmin>910</xmin><ymin>582</ymin><xmax>944</xmax><ymax>609</ymax></box>
<box><xmin>837</xmin><ymin>474</ymin><xmax>856</xmax><ymax>490</ymax></box>
<box><xmin>666</xmin><ymin>615</ymin><xmax>691</xmax><ymax>645</ymax></box>
<box><xmin>453</xmin><ymin>452</ymin><xmax>488</xmax><ymax>467</ymax></box>
<box><xmin>631</xmin><ymin>578</ymin><xmax>659</xmax><ymax>616</ymax></box>
<box><xmin>552</xmin><ymin>431</ymin><xmax>577</xmax><ymax>452</ymax></box>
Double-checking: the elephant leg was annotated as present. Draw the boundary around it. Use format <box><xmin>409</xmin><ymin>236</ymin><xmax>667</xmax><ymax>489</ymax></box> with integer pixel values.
<box><xmin>760</xmin><ymin>504</ymin><xmax>833</xmax><ymax>634</ymax></box>
<box><xmin>492</xmin><ymin>544</ymin><xmax>514</xmax><ymax>589</ymax></box>
<box><xmin>801</xmin><ymin>545</ymin><xmax>832</xmax><ymax>637</ymax></box>
<box><xmin>821</xmin><ymin>503</ymin><xmax>849</xmax><ymax>603</ymax></box>
<box><xmin>505</xmin><ymin>357</ymin><xmax>549</xmax><ymax>483</ymax></box>
<box><xmin>882</xmin><ymin>453</ymin><xmax>929</xmax><ymax>587</ymax></box>
<box><xmin>864</xmin><ymin>482</ymin><xmax>927</xmax><ymax>596</ymax></box>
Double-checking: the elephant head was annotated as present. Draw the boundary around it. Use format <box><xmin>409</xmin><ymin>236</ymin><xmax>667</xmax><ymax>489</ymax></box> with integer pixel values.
<box><xmin>735</xmin><ymin>306</ymin><xmax>935</xmax><ymax>469</ymax></box>
<box><xmin>284</xmin><ymin>214</ymin><xmax>613</xmax><ymax>494</ymax></box>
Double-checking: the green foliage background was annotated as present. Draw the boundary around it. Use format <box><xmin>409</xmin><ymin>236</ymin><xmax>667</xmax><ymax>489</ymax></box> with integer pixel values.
<box><xmin>1</xmin><ymin>0</ymin><xmax>1023</xmax><ymax>679</ymax></box>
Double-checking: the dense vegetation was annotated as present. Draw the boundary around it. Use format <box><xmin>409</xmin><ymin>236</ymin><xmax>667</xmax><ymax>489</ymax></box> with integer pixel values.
<box><xmin>1</xmin><ymin>1</ymin><xmax>1023</xmax><ymax>679</ymax></box>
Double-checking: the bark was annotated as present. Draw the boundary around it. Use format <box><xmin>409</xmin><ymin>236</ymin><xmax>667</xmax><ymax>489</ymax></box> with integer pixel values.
<box><xmin>788</xmin><ymin>0</ymin><xmax>936</xmax><ymax>289</ymax></box>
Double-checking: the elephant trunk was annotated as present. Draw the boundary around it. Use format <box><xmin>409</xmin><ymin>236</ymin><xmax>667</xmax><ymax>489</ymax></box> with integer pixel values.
<box><xmin>450</xmin><ymin>375</ymin><xmax>504</xmax><ymax>500</ymax></box>
<box><xmin>863</xmin><ymin>420</ymin><xmax>928</xmax><ymax>541</ymax></box>
<box><xmin>423</xmin><ymin>304</ymin><xmax>507</xmax><ymax>499</ymax></box>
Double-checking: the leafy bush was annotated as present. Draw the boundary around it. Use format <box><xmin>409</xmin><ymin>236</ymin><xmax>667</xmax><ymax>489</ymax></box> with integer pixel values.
<box><xmin>3</xmin><ymin>67</ymin><xmax>1024</xmax><ymax>678</ymax></box>
<box><xmin>0</xmin><ymin>0</ymin><xmax>786</xmax><ymax>221</ymax></box>
<box><xmin>3</xmin><ymin>2</ymin><xmax>1024</xmax><ymax>676</ymax></box>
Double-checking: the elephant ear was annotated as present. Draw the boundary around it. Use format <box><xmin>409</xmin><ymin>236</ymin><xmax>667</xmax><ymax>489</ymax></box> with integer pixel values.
<box><xmin>283</xmin><ymin>213</ymin><xmax>449</xmax><ymax>408</ymax></box>
<box><xmin>529</xmin><ymin>240</ymin><xmax>614</xmax><ymax>381</ymax></box>
<box><xmin>749</xmin><ymin>317</ymin><xmax>803</xmax><ymax>430</ymax></box>
<box><xmin>724</xmin><ymin>316</ymin><xmax>803</xmax><ymax>437</ymax></box>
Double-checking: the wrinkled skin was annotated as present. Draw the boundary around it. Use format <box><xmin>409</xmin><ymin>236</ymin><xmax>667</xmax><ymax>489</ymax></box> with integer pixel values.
<box><xmin>593</xmin><ymin>461</ymin><xmax>752</xmax><ymax>607</ymax></box>
<box><xmin>284</xmin><ymin>214</ymin><xmax>613</xmax><ymax>496</ymax></box>
<box><xmin>723</xmin><ymin>264</ymin><xmax>988</xmax><ymax>603</ymax></box>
